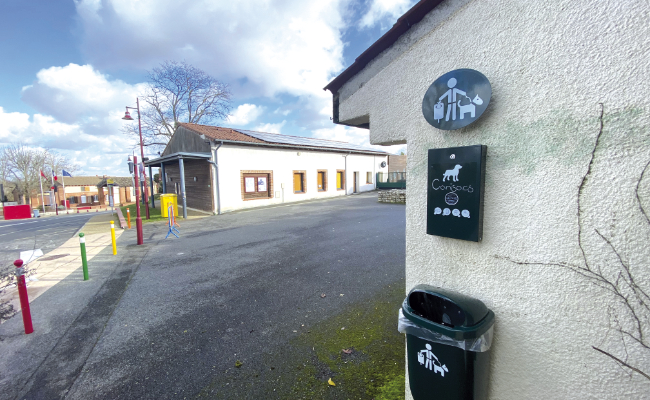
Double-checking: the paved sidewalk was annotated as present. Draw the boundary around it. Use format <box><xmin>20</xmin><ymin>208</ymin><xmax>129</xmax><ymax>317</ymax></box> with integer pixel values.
<box><xmin>0</xmin><ymin>226</ymin><xmax>149</xmax><ymax>400</ymax></box>
<box><xmin>0</xmin><ymin>223</ymin><xmax>123</xmax><ymax>320</ymax></box>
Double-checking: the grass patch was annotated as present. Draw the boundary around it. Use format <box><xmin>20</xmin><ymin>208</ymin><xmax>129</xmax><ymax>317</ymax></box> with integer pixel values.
<box><xmin>119</xmin><ymin>202</ymin><xmax>166</xmax><ymax>224</ymax></box>
<box><xmin>196</xmin><ymin>280</ymin><xmax>406</xmax><ymax>400</ymax></box>
<box><xmin>286</xmin><ymin>280</ymin><xmax>406</xmax><ymax>399</ymax></box>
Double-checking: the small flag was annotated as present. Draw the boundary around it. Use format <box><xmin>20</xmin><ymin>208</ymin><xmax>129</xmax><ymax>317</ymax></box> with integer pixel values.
<box><xmin>52</xmin><ymin>171</ymin><xmax>57</xmax><ymax>181</ymax></box>
<box><xmin>40</xmin><ymin>170</ymin><xmax>46</xmax><ymax>178</ymax></box>
<box><xmin>62</xmin><ymin>170</ymin><xmax>72</xmax><ymax>177</ymax></box>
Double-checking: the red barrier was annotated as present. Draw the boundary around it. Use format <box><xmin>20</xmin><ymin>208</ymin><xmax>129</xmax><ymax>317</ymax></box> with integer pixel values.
<box><xmin>14</xmin><ymin>259</ymin><xmax>34</xmax><ymax>334</ymax></box>
<box><xmin>3</xmin><ymin>205</ymin><xmax>32</xmax><ymax>220</ymax></box>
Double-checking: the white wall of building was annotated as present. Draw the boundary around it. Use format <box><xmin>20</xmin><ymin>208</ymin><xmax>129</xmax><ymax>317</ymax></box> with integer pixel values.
<box><xmin>335</xmin><ymin>0</ymin><xmax>650</xmax><ymax>398</ymax></box>
<box><xmin>63</xmin><ymin>186</ymin><xmax>99</xmax><ymax>194</ymax></box>
<box><xmin>216</xmin><ymin>144</ymin><xmax>388</xmax><ymax>213</ymax></box>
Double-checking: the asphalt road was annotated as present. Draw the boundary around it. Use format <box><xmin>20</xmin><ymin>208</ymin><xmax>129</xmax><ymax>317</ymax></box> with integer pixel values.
<box><xmin>2</xmin><ymin>193</ymin><xmax>405</xmax><ymax>399</ymax></box>
<box><xmin>0</xmin><ymin>212</ymin><xmax>103</xmax><ymax>271</ymax></box>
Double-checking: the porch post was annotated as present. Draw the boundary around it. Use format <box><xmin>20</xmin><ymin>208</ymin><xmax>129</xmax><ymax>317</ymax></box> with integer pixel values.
<box><xmin>148</xmin><ymin>165</ymin><xmax>155</xmax><ymax>208</ymax></box>
<box><xmin>161</xmin><ymin>163</ymin><xmax>166</xmax><ymax>193</ymax></box>
<box><xmin>179</xmin><ymin>157</ymin><xmax>187</xmax><ymax>219</ymax></box>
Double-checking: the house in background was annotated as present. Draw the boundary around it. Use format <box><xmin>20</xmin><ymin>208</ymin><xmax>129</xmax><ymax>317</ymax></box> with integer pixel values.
<box><xmin>144</xmin><ymin>123</ymin><xmax>390</xmax><ymax>216</ymax></box>
<box><xmin>28</xmin><ymin>176</ymin><xmax>139</xmax><ymax>209</ymax></box>
<box><xmin>388</xmin><ymin>155</ymin><xmax>406</xmax><ymax>173</ymax></box>
<box><xmin>96</xmin><ymin>176</ymin><xmax>140</xmax><ymax>206</ymax></box>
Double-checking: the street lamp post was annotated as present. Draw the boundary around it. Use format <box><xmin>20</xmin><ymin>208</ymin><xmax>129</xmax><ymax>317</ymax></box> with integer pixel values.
<box><xmin>122</xmin><ymin>99</ymin><xmax>150</xmax><ymax>220</ymax></box>
<box><xmin>132</xmin><ymin>156</ymin><xmax>144</xmax><ymax>245</ymax></box>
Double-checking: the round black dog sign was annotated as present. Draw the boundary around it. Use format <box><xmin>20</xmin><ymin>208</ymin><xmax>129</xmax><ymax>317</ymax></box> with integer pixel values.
<box><xmin>422</xmin><ymin>69</ymin><xmax>491</xmax><ymax>130</ymax></box>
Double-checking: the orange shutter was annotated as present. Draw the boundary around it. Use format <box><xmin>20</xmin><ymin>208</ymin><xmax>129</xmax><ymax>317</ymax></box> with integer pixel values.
<box><xmin>293</xmin><ymin>173</ymin><xmax>301</xmax><ymax>192</ymax></box>
<box><xmin>317</xmin><ymin>172</ymin><xmax>323</xmax><ymax>189</ymax></box>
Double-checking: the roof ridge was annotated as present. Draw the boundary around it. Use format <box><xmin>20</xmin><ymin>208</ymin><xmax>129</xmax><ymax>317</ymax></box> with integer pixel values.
<box><xmin>180</xmin><ymin>122</ymin><xmax>370</xmax><ymax>147</ymax></box>
<box><xmin>233</xmin><ymin>128</ymin><xmax>354</xmax><ymax>145</ymax></box>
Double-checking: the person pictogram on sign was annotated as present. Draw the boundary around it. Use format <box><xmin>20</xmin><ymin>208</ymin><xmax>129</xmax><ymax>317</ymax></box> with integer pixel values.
<box><xmin>439</xmin><ymin>77</ymin><xmax>467</xmax><ymax>122</ymax></box>
<box><xmin>418</xmin><ymin>344</ymin><xmax>449</xmax><ymax>377</ymax></box>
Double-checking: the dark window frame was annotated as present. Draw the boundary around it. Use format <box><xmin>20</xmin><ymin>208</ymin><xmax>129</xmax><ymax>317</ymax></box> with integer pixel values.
<box><xmin>240</xmin><ymin>170</ymin><xmax>273</xmax><ymax>200</ymax></box>
<box><xmin>293</xmin><ymin>170</ymin><xmax>306</xmax><ymax>194</ymax></box>
<box><xmin>336</xmin><ymin>169</ymin><xmax>345</xmax><ymax>190</ymax></box>
<box><xmin>317</xmin><ymin>169</ymin><xmax>328</xmax><ymax>192</ymax></box>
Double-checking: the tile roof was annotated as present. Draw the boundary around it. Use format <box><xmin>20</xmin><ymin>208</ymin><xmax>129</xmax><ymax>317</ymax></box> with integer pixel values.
<box><xmin>54</xmin><ymin>176</ymin><xmax>104</xmax><ymax>186</ymax></box>
<box><xmin>96</xmin><ymin>177</ymin><xmax>135</xmax><ymax>187</ymax></box>
<box><xmin>178</xmin><ymin>123</ymin><xmax>388</xmax><ymax>154</ymax></box>
<box><xmin>53</xmin><ymin>176</ymin><xmax>134</xmax><ymax>187</ymax></box>
<box><xmin>179</xmin><ymin>123</ymin><xmax>265</xmax><ymax>143</ymax></box>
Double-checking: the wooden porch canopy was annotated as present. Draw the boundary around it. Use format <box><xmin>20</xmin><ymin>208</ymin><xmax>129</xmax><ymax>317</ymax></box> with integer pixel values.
<box><xmin>143</xmin><ymin>152</ymin><xmax>212</xmax><ymax>219</ymax></box>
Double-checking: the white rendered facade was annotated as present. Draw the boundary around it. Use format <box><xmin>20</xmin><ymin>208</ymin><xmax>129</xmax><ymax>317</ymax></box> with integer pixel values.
<box><xmin>214</xmin><ymin>144</ymin><xmax>388</xmax><ymax>213</ymax></box>
<box><xmin>331</xmin><ymin>0</ymin><xmax>650</xmax><ymax>398</ymax></box>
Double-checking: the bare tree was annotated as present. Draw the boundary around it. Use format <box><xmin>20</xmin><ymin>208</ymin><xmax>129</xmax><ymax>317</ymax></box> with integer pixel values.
<box><xmin>0</xmin><ymin>146</ymin><xmax>12</xmax><ymax>184</ymax></box>
<box><xmin>3</xmin><ymin>144</ymin><xmax>78</xmax><ymax>206</ymax></box>
<box><xmin>123</xmin><ymin>61</ymin><xmax>232</xmax><ymax>148</ymax></box>
<box><xmin>4</xmin><ymin>144</ymin><xmax>47</xmax><ymax>205</ymax></box>
<box><xmin>44</xmin><ymin>151</ymin><xmax>78</xmax><ymax>179</ymax></box>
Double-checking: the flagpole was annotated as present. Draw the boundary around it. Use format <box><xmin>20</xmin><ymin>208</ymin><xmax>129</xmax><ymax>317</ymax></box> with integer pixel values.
<box><xmin>50</xmin><ymin>169</ymin><xmax>57</xmax><ymax>215</ymax></box>
<box><xmin>62</xmin><ymin>174</ymin><xmax>67</xmax><ymax>213</ymax></box>
<box><xmin>39</xmin><ymin>171</ymin><xmax>45</xmax><ymax>213</ymax></box>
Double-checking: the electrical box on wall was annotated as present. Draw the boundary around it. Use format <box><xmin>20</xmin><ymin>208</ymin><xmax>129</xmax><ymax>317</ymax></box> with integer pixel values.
<box><xmin>427</xmin><ymin>145</ymin><xmax>486</xmax><ymax>242</ymax></box>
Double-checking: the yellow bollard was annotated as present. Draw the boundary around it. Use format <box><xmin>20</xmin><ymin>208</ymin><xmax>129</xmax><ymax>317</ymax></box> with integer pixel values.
<box><xmin>126</xmin><ymin>208</ymin><xmax>131</xmax><ymax>229</ymax></box>
<box><xmin>110</xmin><ymin>220</ymin><xmax>117</xmax><ymax>255</ymax></box>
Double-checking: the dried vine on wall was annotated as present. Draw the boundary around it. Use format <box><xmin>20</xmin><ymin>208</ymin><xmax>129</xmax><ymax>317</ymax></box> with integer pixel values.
<box><xmin>496</xmin><ymin>103</ymin><xmax>650</xmax><ymax>381</ymax></box>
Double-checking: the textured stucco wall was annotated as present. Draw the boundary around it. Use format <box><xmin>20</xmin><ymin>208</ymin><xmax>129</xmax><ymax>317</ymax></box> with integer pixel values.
<box><xmin>336</xmin><ymin>0</ymin><xmax>650</xmax><ymax>398</ymax></box>
<box><xmin>217</xmin><ymin>145</ymin><xmax>387</xmax><ymax>212</ymax></box>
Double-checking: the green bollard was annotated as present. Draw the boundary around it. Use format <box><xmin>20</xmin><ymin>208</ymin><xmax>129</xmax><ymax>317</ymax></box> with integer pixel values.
<box><xmin>79</xmin><ymin>233</ymin><xmax>89</xmax><ymax>281</ymax></box>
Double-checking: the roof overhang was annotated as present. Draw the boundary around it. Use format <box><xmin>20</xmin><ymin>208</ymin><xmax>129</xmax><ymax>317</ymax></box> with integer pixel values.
<box><xmin>143</xmin><ymin>152</ymin><xmax>212</xmax><ymax>166</ymax></box>
<box><xmin>324</xmin><ymin>0</ymin><xmax>443</xmax><ymax>95</ymax></box>
<box><xmin>206</xmin><ymin>138</ymin><xmax>389</xmax><ymax>156</ymax></box>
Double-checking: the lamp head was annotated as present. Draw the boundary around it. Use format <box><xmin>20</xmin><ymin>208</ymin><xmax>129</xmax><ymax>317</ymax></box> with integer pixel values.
<box><xmin>122</xmin><ymin>109</ymin><xmax>134</xmax><ymax>120</ymax></box>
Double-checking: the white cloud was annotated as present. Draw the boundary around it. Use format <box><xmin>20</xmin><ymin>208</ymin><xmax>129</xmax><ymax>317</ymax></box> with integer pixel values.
<box><xmin>0</xmin><ymin>108</ymin><xmax>31</xmax><ymax>141</ymax></box>
<box><xmin>312</xmin><ymin>124</ymin><xmax>405</xmax><ymax>154</ymax></box>
<box><xmin>254</xmin><ymin>120</ymin><xmax>286</xmax><ymax>134</ymax></box>
<box><xmin>359</xmin><ymin>0</ymin><xmax>415</xmax><ymax>29</ymax></box>
<box><xmin>227</xmin><ymin>103</ymin><xmax>265</xmax><ymax>125</ymax></box>
<box><xmin>0</xmin><ymin>106</ymin><xmax>139</xmax><ymax>177</ymax></box>
<box><xmin>21</xmin><ymin>63</ymin><xmax>144</xmax><ymax>128</ymax></box>
<box><xmin>6</xmin><ymin>63</ymin><xmax>147</xmax><ymax>175</ymax></box>
<box><xmin>74</xmin><ymin>0</ymin><xmax>347</xmax><ymax>100</ymax></box>
<box><xmin>274</xmin><ymin>108</ymin><xmax>292</xmax><ymax>116</ymax></box>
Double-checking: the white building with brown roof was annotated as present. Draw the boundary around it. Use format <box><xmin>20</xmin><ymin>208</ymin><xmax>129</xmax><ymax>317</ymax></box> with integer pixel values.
<box><xmin>144</xmin><ymin>123</ymin><xmax>389</xmax><ymax>216</ymax></box>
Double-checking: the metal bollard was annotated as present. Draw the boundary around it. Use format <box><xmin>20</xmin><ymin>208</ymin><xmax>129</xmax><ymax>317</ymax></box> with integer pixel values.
<box><xmin>110</xmin><ymin>221</ymin><xmax>117</xmax><ymax>255</ymax></box>
<box><xmin>14</xmin><ymin>259</ymin><xmax>34</xmax><ymax>334</ymax></box>
<box><xmin>79</xmin><ymin>233</ymin><xmax>89</xmax><ymax>280</ymax></box>
<box><xmin>127</xmin><ymin>208</ymin><xmax>131</xmax><ymax>229</ymax></box>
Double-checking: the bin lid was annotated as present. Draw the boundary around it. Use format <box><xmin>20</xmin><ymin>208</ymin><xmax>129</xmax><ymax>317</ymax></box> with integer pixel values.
<box><xmin>402</xmin><ymin>284</ymin><xmax>494</xmax><ymax>340</ymax></box>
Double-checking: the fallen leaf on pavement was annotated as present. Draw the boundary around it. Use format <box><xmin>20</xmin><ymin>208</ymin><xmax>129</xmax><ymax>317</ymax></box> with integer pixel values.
<box><xmin>328</xmin><ymin>378</ymin><xmax>336</xmax><ymax>386</ymax></box>
<box><xmin>235</xmin><ymin>360</ymin><xmax>243</xmax><ymax>368</ymax></box>
<box><xmin>320</xmin><ymin>293</ymin><xmax>326</xmax><ymax>298</ymax></box>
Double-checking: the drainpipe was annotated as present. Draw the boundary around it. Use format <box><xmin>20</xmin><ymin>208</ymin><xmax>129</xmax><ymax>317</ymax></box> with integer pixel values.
<box><xmin>344</xmin><ymin>152</ymin><xmax>351</xmax><ymax>195</ymax></box>
<box><xmin>210</xmin><ymin>141</ymin><xmax>223</xmax><ymax>215</ymax></box>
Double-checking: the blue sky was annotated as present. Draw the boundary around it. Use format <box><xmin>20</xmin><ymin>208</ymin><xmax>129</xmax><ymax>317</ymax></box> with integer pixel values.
<box><xmin>0</xmin><ymin>0</ymin><xmax>412</xmax><ymax>175</ymax></box>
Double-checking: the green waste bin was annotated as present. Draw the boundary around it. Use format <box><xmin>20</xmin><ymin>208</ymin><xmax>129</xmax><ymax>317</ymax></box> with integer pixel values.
<box><xmin>399</xmin><ymin>285</ymin><xmax>495</xmax><ymax>400</ymax></box>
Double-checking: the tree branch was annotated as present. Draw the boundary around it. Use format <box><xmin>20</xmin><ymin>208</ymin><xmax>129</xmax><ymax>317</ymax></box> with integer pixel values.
<box><xmin>592</xmin><ymin>346</ymin><xmax>650</xmax><ymax>381</ymax></box>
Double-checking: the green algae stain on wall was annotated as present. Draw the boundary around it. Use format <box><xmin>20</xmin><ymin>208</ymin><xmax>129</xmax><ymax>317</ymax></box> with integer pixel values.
<box><xmin>412</xmin><ymin>107</ymin><xmax>649</xmax><ymax>181</ymax></box>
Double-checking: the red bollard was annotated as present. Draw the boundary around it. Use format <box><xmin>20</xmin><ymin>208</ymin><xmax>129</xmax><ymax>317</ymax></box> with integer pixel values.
<box><xmin>14</xmin><ymin>260</ymin><xmax>34</xmax><ymax>334</ymax></box>
<box><xmin>77</xmin><ymin>209</ymin><xmax>79</xmax><ymax>213</ymax></box>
